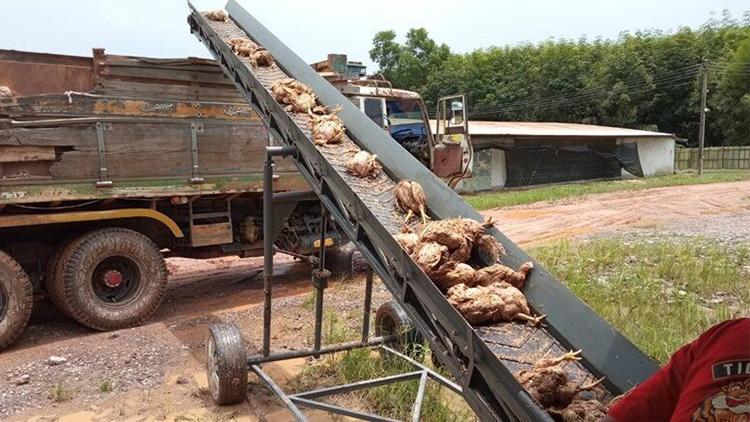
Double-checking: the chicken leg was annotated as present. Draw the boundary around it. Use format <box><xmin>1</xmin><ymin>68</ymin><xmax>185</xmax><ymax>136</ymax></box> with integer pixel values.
<box><xmin>517</xmin><ymin>313</ymin><xmax>547</xmax><ymax>326</ymax></box>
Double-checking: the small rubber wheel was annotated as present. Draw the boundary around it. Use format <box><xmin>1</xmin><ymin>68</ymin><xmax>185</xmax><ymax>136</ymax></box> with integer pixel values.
<box><xmin>0</xmin><ymin>250</ymin><xmax>33</xmax><ymax>352</ymax></box>
<box><xmin>60</xmin><ymin>228</ymin><xmax>168</xmax><ymax>331</ymax></box>
<box><xmin>375</xmin><ymin>300</ymin><xmax>424</xmax><ymax>359</ymax></box>
<box><xmin>206</xmin><ymin>323</ymin><xmax>248</xmax><ymax>405</ymax></box>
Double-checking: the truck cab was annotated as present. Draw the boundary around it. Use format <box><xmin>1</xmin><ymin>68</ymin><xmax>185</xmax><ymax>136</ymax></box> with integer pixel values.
<box><xmin>312</xmin><ymin>54</ymin><xmax>473</xmax><ymax>187</ymax></box>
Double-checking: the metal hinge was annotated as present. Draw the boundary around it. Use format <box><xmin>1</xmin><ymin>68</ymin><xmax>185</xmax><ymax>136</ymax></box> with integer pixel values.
<box><xmin>190</xmin><ymin>122</ymin><xmax>205</xmax><ymax>184</ymax></box>
<box><xmin>95</xmin><ymin>122</ymin><xmax>113</xmax><ymax>188</ymax></box>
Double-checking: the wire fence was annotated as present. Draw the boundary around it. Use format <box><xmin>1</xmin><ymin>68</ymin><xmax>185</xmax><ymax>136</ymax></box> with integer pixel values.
<box><xmin>675</xmin><ymin>146</ymin><xmax>750</xmax><ymax>170</ymax></box>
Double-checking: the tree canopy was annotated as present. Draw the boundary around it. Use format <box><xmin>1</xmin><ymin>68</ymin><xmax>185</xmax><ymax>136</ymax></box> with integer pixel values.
<box><xmin>369</xmin><ymin>11</ymin><xmax>750</xmax><ymax>146</ymax></box>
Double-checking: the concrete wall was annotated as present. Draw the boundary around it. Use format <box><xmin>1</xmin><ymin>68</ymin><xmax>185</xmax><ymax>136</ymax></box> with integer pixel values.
<box><xmin>619</xmin><ymin>137</ymin><xmax>675</xmax><ymax>177</ymax></box>
<box><xmin>455</xmin><ymin>143</ymin><xmax>508</xmax><ymax>193</ymax></box>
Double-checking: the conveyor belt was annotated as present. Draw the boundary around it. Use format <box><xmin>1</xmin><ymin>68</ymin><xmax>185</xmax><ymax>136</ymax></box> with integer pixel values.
<box><xmin>187</xmin><ymin>2</ymin><xmax>659</xmax><ymax>420</ymax></box>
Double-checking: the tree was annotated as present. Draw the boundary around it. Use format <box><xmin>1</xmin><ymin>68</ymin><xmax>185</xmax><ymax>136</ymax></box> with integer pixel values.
<box><xmin>369</xmin><ymin>28</ymin><xmax>450</xmax><ymax>91</ymax></box>
<box><xmin>716</xmin><ymin>36</ymin><xmax>750</xmax><ymax>145</ymax></box>
<box><xmin>370</xmin><ymin>12</ymin><xmax>750</xmax><ymax>146</ymax></box>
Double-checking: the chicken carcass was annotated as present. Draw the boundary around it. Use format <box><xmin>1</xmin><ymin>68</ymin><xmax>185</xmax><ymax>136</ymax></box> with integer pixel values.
<box><xmin>346</xmin><ymin>150</ymin><xmax>382</xmax><ymax>179</ymax></box>
<box><xmin>413</xmin><ymin>242</ymin><xmax>448</xmax><ymax>273</ymax></box>
<box><xmin>310</xmin><ymin>112</ymin><xmax>345</xmax><ymax>145</ymax></box>
<box><xmin>474</xmin><ymin>232</ymin><xmax>506</xmax><ymax>263</ymax></box>
<box><xmin>420</xmin><ymin>219</ymin><xmax>473</xmax><ymax>263</ymax></box>
<box><xmin>248</xmin><ymin>48</ymin><xmax>274</xmax><ymax>67</ymax></box>
<box><xmin>205</xmin><ymin>10</ymin><xmax>228</xmax><ymax>22</ymax></box>
<box><xmin>553</xmin><ymin>399</ymin><xmax>609</xmax><ymax>422</ymax></box>
<box><xmin>271</xmin><ymin>79</ymin><xmax>317</xmax><ymax>113</ymax></box>
<box><xmin>516</xmin><ymin>350</ymin><xmax>605</xmax><ymax>410</ymax></box>
<box><xmin>435</xmin><ymin>263</ymin><xmax>476</xmax><ymax>291</ymax></box>
<box><xmin>474</xmin><ymin>262</ymin><xmax>534</xmax><ymax>289</ymax></box>
<box><xmin>394</xmin><ymin>180</ymin><xmax>428</xmax><ymax>224</ymax></box>
<box><xmin>394</xmin><ymin>231</ymin><xmax>419</xmax><ymax>255</ymax></box>
<box><xmin>446</xmin><ymin>282</ymin><xmax>545</xmax><ymax>325</ymax></box>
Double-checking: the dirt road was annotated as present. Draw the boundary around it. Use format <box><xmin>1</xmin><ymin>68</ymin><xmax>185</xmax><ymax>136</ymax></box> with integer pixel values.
<box><xmin>487</xmin><ymin>180</ymin><xmax>750</xmax><ymax>247</ymax></box>
<box><xmin>2</xmin><ymin>180</ymin><xmax>749</xmax><ymax>421</ymax></box>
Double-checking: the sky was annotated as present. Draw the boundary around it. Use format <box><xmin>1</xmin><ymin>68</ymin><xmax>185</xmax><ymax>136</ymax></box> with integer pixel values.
<box><xmin>1</xmin><ymin>0</ymin><xmax>747</xmax><ymax>72</ymax></box>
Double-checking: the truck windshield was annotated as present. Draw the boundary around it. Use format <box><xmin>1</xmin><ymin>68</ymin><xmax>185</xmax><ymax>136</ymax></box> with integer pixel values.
<box><xmin>386</xmin><ymin>98</ymin><xmax>429</xmax><ymax>165</ymax></box>
<box><xmin>387</xmin><ymin>99</ymin><xmax>428</xmax><ymax>140</ymax></box>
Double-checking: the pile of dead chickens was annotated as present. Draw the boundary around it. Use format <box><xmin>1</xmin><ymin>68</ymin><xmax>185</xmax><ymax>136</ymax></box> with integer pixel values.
<box><xmin>394</xmin><ymin>208</ymin><xmax>540</xmax><ymax>326</ymax></box>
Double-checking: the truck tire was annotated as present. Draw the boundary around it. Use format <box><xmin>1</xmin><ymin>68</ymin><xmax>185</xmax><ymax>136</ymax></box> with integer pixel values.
<box><xmin>60</xmin><ymin>228</ymin><xmax>168</xmax><ymax>331</ymax></box>
<box><xmin>45</xmin><ymin>236</ymin><xmax>84</xmax><ymax>316</ymax></box>
<box><xmin>206</xmin><ymin>323</ymin><xmax>247</xmax><ymax>405</ymax></box>
<box><xmin>0</xmin><ymin>251</ymin><xmax>33</xmax><ymax>351</ymax></box>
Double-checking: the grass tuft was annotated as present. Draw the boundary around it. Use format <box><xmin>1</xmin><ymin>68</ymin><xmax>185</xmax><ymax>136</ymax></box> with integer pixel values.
<box><xmin>531</xmin><ymin>237</ymin><xmax>750</xmax><ymax>363</ymax></box>
<box><xmin>50</xmin><ymin>383</ymin><xmax>75</xmax><ymax>403</ymax></box>
<box><xmin>98</xmin><ymin>379</ymin><xmax>114</xmax><ymax>393</ymax></box>
<box><xmin>464</xmin><ymin>170</ymin><xmax>750</xmax><ymax>210</ymax></box>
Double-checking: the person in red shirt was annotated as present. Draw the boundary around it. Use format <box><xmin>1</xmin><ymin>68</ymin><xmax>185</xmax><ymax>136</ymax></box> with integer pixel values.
<box><xmin>603</xmin><ymin>318</ymin><xmax>750</xmax><ymax>421</ymax></box>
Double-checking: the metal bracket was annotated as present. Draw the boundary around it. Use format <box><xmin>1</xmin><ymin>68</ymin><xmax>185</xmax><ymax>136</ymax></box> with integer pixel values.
<box><xmin>190</xmin><ymin>122</ymin><xmax>205</xmax><ymax>184</ymax></box>
<box><xmin>95</xmin><ymin>121</ymin><xmax>113</xmax><ymax>188</ymax></box>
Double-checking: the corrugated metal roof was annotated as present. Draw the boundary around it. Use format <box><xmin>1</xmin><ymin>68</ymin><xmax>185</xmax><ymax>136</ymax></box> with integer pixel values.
<box><xmin>430</xmin><ymin>120</ymin><xmax>675</xmax><ymax>139</ymax></box>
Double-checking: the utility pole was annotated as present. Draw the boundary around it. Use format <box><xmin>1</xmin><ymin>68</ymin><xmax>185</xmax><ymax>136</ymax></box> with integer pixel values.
<box><xmin>698</xmin><ymin>62</ymin><xmax>708</xmax><ymax>175</ymax></box>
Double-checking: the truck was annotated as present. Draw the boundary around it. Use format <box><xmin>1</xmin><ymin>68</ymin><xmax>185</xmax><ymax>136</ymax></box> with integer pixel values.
<box><xmin>0</xmin><ymin>48</ymin><xmax>472</xmax><ymax>350</ymax></box>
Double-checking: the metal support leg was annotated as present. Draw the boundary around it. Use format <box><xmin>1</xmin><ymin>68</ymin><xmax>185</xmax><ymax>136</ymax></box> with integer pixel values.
<box><xmin>312</xmin><ymin>207</ymin><xmax>330</xmax><ymax>357</ymax></box>
<box><xmin>262</xmin><ymin>153</ymin><xmax>274</xmax><ymax>357</ymax></box>
<box><xmin>361</xmin><ymin>267</ymin><xmax>374</xmax><ymax>344</ymax></box>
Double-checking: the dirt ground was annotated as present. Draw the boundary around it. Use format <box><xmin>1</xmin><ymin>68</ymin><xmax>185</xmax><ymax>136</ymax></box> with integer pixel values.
<box><xmin>2</xmin><ymin>180</ymin><xmax>749</xmax><ymax>421</ymax></box>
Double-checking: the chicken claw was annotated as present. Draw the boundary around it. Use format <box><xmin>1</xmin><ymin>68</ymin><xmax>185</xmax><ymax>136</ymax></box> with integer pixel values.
<box><xmin>518</xmin><ymin>313</ymin><xmax>547</xmax><ymax>327</ymax></box>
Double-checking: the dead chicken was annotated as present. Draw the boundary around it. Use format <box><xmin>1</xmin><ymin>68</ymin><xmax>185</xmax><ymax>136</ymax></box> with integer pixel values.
<box><xmin>474</xmin><ymin>232</ymin><xmax>506</xmax><ymax>263</ymax></box>
<box><xmin>394</xmin><ymin>180</ymin><xmax>429</xmax><ymax>224</ymax></box>
<box><xmin>0</xmin><ymin>86</ymin><xmax>12</xmax><ymax>98</ymax></box>
<box><xmin>205</xmin><ymin>10</ymin><xmax>228</xmax><ymax>22</ymax></box>
<box><xmin>412</xmin><ymin>241</ymin><xmax>448</xmax><ymax>273</ymax></box>
<box><xmin>551</xmin><ymin>399</ymin><xmax>609</xmax><ymax>422</ymax></box>
<box><xmin>228</xmin><ymin>38</ymin><xmax>258</xmax><ymax>52</ymax></box>
<box><xmin>346</xmin><ymin>150</ymin><xmax>382</xmax><ymax>179</ymax></box>
<box><xmin>516</xmin><ymin>350</ymin><xmax>605</xmax><ymax>410</ymax></box>
<box><xmin>310</xmin><ymin>111</ymin><xmax>345</xmax><ymax>146</ymax></box>
<box><xmin>271</xmin><ymin>78</ymin><xmax>317</xmax><ymax>113</ymax></box>
<box><xmin>474</xmin><ymin>262</ymin><xmax>534</xmax><ymax>289</ymax></box>
<box><xmin>420</xmin><ymin>219</ymin><xmax>473</xmax><ymax>263</ymax></box>
<box><xmin>394</xmin><ymin>230</ymin><xmax>420</xmax><ymax>255</ymax></box>
<box><xmin>435</xmin><ymin>263</ymin><xmax>476</xmax><ymax>290</ymax></box>
<box><xmin>446</xmin><ymin>281</ymin><xmax>545</xmax><ymax>326</ymax></box>
<box><xmin>248</xmin><ymin>49</ymin><xmax>274</xmax><ymax>67</ymax></box>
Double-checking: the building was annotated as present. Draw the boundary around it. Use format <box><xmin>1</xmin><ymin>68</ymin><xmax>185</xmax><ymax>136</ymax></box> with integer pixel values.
<box><xmin>449</xmin><ymin>121</ymin><xmax>676</xmax><ymax>192</ymax></box>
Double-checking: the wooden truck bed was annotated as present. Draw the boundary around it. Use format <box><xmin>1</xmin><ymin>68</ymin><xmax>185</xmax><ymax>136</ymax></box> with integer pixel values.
<box><xmin>0</xmin><ymin>49</ymin><xmax>302</xmax><ymax>205</ymax></box>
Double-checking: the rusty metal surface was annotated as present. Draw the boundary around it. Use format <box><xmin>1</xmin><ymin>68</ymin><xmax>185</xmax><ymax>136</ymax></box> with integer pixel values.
<box><xmin>0</xmin><ymin>49</ymin><xmax>94</xmax><ymax>96</ymax></box>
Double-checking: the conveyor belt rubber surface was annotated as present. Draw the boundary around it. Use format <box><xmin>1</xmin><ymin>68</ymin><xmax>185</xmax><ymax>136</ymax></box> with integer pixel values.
<box><xmin>188</xmin><ymin>2</ymin><xmax>659</xmax><ymax>420</ymax></box>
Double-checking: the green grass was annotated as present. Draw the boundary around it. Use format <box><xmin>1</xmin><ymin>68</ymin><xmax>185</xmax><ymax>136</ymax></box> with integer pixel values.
<box><xmin>291</xmin><ymin>317</ymin><xmax>473</xmax><ymax>421</ymax></box>
<box><xmin>98</xmin><ymin>379</ymin><xmax>114</xmax><ymax>393</ymax></box>
<box><xmin>464</xmin><ymin>170</ymin><xmax>750</xmax><ymax>210</ymax></box>
<box><xmin>531</xmin><ymin>238</ymin><xmax>750</xmax><ymax>364</ymax></box>
<box><xmin>50</xmin><ymin>383</ymin><xmax>75</xmax><ymax>403</ymax></box>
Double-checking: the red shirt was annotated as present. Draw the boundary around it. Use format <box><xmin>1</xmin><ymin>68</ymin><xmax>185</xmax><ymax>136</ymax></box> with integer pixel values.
<box><xmin>608</xmin><ymin>318</ymin><xmax>750</xmax><ymax>422</ymax></box>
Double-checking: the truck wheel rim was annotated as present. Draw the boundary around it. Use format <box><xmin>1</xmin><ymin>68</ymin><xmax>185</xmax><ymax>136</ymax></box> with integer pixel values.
<box><xmin>0</xmin><ymin>283</ymin><xmax>7</xmax><ymax>322</ymax></box>
<box><xmin>207</xmin><ymin>335</ymin><xmax>220</xmax><ymax>400</ymax></box>
<box><xmin>91</xmin><ymin>256</ymin><xmax>141</xmax><ymax>305</ymax></box>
